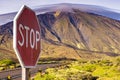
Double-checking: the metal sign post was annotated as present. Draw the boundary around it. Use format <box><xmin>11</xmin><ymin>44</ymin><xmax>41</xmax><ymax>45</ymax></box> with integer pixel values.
<box><xmin>22</xmin><ymin>68</ymin><xmax>30</xmax><ymax>80</ymax></box>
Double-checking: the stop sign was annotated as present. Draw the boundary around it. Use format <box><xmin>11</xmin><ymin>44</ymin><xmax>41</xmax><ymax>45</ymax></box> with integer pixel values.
<box><xmin>13</xmin><ymin>5</ymin><xmax>41</xmax><ymax>68</ymax></box>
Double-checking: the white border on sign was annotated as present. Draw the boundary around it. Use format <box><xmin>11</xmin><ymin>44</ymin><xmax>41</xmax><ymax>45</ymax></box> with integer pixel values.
<box><xmin>13</xmin><ymin>5</ymin><xmax>41</xmax><ymax>68</ymax></box>
<box><xmin>13</xmin><ymin>5</ymin><xmax>25</xmax><ymax>68</ymax></box>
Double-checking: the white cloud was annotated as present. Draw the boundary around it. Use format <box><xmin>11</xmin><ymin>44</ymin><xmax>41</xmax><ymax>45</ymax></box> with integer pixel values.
<box><xmin>0</xmin><ymin>0</ymin><xmax>120</xmax><ymax>14</ymax></box>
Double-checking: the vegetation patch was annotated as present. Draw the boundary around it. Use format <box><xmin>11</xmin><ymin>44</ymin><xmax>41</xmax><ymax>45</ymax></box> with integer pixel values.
<box><xmin>34</xmin><ymin>57</ymin><xmax>120</xmax><ymax>80</ymax></box>
<box><xmin>0</xmin><ymin>59</ymin><xmax>16</xmax><ymax>71</ymax></box>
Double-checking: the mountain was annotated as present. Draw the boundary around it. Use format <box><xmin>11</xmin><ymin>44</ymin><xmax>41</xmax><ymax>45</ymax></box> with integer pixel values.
<box><xmin>0</xmin><ymin>3</ymin><xmax>120</xmax><ymax>60</ymax></box>
<box><xmin>35</xmin><ymin>3</ymin><xmax>120</xmax><ymax>20</ymax></box>
<box><xmin>38</xmin><ymin>9</ymin><xmax>120</xmax><ymax>59</ymax></box>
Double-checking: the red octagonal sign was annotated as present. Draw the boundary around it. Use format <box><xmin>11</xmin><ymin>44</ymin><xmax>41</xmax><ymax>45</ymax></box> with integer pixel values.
<box><xmin>13</xmin><ymin>5</ymin><xmax>41</xmax><ymax>68</ymax></box>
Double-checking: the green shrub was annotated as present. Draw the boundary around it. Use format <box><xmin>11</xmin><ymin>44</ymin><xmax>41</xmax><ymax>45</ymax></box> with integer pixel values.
<box><xmin>98</xmin><ymin>60</ymin><xmax>113</xmax><ymax>66</ymax></box>
<box><xmin>82</xmin><ymin>64</ymin><xmax>96</xmax><ymax>72</ymax></box>
<box><xmin>34</xmin><ymin>59</ymin><xmax>120</xmax><ymax>80</ymax></box>
<box><xmin>113</xmin><ymin>57</ymin><xmax>120</xmax><ymax>66</ymax></box>
<box><xmin>0</xmin><ymin>59</ymin><xmax>15</xmax><ymax>66</ymax></box>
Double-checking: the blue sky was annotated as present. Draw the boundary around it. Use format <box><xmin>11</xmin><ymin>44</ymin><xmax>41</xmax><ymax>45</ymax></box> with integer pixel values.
<box><xmin>0</xmin><ymin>0</ymin><xmax>120</xmax><ymax>14</ymax></box>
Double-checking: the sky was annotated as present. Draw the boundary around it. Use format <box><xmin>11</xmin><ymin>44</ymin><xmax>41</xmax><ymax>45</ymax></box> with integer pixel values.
<box><xmin>0</xmin><ymin>0</ymin><xmax>120</xmax><ymax>14</ymax></box>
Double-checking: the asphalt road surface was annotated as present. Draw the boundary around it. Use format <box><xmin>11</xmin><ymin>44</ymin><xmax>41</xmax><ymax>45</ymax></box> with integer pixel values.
<box><xmin>0</xmin><ymin>63</ymin><xmax>64</xmax><ymax>80</ymax></box>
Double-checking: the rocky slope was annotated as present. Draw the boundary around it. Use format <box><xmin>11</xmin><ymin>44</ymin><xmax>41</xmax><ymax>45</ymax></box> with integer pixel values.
<box><xmin>0</xmin><ymin>5</ymin><xmax>120</xmax><ymax>60</ymax></box>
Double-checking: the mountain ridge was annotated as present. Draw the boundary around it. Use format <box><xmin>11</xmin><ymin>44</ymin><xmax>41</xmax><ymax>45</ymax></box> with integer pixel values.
<box><xmin>1</xmin><ymin>3</ymin><xmax>120</xmax><ymax>25</ymax></box>
<box><xmin>0</xmin><ymin>4</ymin><xmax>120</xmax><ymax>60</ymax></box>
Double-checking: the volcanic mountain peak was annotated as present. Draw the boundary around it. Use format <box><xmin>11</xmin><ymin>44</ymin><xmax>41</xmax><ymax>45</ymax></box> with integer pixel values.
<box><xmin>37</xmin><ymin>9</ymin><xmax>120</xmax><ymax>58</ymax></box>
<box><xmin>0</xmin><ymin>4</ymin><xmax>120</xmax><ymax>59</ymax></box>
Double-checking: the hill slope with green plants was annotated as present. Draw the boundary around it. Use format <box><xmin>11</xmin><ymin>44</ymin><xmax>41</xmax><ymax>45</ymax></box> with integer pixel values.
<box><xmin>34</xmin><ymin>57</ymin><xmax>120</xmax><ymax>80</ymax></box>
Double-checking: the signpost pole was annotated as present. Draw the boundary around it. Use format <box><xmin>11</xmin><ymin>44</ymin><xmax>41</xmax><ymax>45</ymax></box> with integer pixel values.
<box><xmin>22</xmin><ymin>68</ymin><xmax>30</xmax><ymax>80</ymax></box>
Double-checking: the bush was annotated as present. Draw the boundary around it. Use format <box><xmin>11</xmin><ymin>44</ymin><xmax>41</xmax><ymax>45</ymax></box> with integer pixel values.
<box><xmin>34</xmin><ymin>59</ymin><xmax>120</xmax><ymax>80</ymax></box>
<box><xmin>0</xmin><ymin>59</ymin><xmax>15</xmax><ymax>66</ymax></box>
<box><xmin>98</xmin><ymin>60</ymin><xmax>113</xmax><ymax>66</ymax></box>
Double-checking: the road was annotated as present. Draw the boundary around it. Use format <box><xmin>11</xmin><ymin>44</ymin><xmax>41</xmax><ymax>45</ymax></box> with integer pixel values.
<box><xmin>0</xmin><ymin>63</ymin><xmax>64</xmax><ymax>80</ymax></box>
